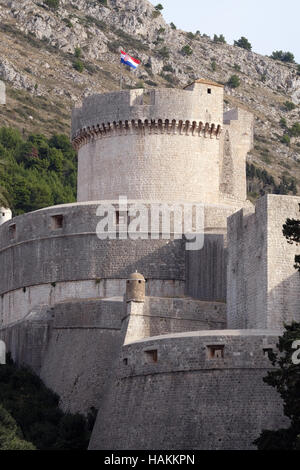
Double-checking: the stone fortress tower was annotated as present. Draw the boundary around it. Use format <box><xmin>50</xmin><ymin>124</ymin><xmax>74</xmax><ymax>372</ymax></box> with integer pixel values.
<box><xmin>0</xmin><ymin>79</ymin><xmax>299</xmax><ymax>449</ymax></box>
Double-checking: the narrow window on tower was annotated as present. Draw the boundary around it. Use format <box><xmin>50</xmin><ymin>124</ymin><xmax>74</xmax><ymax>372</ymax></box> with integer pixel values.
<box><xmin>207</xmin><ymin>345</ymin><xmax>224</xmax><ymax>359</ymax></box>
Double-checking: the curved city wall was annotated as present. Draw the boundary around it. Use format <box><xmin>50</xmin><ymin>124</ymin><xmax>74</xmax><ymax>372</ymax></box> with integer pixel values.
<box><xmin>89</xmin><ymin>330</ymin><xmax>288</xmax><ymax>450</ymax></box>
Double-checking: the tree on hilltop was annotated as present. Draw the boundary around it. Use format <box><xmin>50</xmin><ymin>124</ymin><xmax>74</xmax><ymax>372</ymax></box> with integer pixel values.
<box><xmin>271</xmin><ymin>50</ymin><xmax>295</xmax><ymax>64</ymax></box>
<box><xmin>234</xmin><ymin>36</ymin><xmax>252</xmax><ymax>51</ymax></box>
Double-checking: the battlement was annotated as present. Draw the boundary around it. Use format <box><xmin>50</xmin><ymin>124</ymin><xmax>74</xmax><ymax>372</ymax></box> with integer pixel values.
<box><xmin>72</xmin><ymin>118</ymin><xmax>222</xmax><ymax>150</ymax></box>
<box><xmin>71</xmin><ymin>82</ymin><xmax>224</xmax><ymax>140</ymax></box>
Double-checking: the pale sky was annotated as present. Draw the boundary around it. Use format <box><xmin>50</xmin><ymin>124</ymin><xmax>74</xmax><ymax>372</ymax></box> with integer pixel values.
<box><xmin>149</xmin><ymin>0</ymin><xmax>300</xmax><ymax>63</ymax></box>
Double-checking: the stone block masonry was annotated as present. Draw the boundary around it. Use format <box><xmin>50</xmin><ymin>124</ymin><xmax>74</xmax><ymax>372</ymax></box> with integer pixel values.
<box><xmin>227</xmin><ymin>194</ymin><xmax>300</xmax><ymax>329</ymax></box>
<box><xmin>89</xmin><ymin>330</ymin><xmax>287</xmax><ymax>450</ymax></box>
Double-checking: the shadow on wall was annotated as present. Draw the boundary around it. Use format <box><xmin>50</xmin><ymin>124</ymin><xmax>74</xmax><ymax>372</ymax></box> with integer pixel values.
<box><xmin>185</xmin><ymin>233</ymin><xmax>227</xmax><ymax>302</ymax></box>
<box><xmin>267</xmin><ymin>270</ymin><xmax>300</xmax><ymax>329</ymax></box>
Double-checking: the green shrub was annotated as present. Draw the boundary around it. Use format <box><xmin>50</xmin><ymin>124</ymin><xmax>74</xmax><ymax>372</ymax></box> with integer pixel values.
<box><xmin>284</xmin><ymin>101</ymin><xmax>296</xmax><ymax>111</ymax></box>
<box><xmin>186</xmin><ymin>32</ymin><xmax>196</xmax><ymax>40</ymax></box>
<box><xmin>281</xmin><ymin>134</ymin><xmax>291</xmax><ymax>145</ymax></box>
<box><xmin>145</xmin><ymin>80</ymin><xmax>158</xmax><ymax>87</ymax></box>
<box><xmin>62</xmin><ymin>18</ymin><xmax>72</xmax><ymax>28</ymax></box>
<box><xmin>280</xmin><ymin>117</ymin><xmax>287</xmax><ymax>128</ymax></box>
<box><xmin>44</xmin><ymin>0</ymin><xmax>59</xmax><ymax>9</ymax></box>
<box><xmin>0</xmin><ymin>405</ymin><xmax>35</xmax><ymax>450</ymax></box>
<box><xmin>181</xmin><ymin>45</ymin><xmax>193</xmax><ymax>56</ymax></box>
<box><xmin>161</xmin><ymin>73</ymin><xmax>179</xmax><ymax>85</ymax></box>
<box><xmin>0</xmin><ymin>128</ymin><xmax>77</xmax><ymax>215</ymax></box>
<box><xmin>107</xmin><ymin>40</ymin><xmax>120</xmax><ymax>53</ymax></box>
<box><xmin>290</xmin><ymin>122</ymin><xmax>300</xmax><ymax>137</ymax></box>
<box><xmin>162</xmin><ymin>64</ymin><xmax>174</xmax><ymax>73</ymax></box>
<box><xmin>156</xmin><ymin>46</ymin><xmax>170</xmax><ymax>59</ymax></box>
<box><xmin>260</xmin><ymin>72</ymin><xmax>267</xmax><ymax>83</ymax></box>
<box><xmin>74</xmin><ymin>47</ymin><xmax>82</xmax><ymax>58</ymax></box>
<box><xmin>73</xmin><ymin>59</ymin><xmax>84</xmax><ymax>72</ymax></box>
<box><xmin>152</xmin><ymin>10</ymin><xmax>161</xmax><ymax>18</ymax></box>
<box><xmin>112</xmin><ymin>28</ymin><xmax>149</xmax><ymax>52</ymax></box>
<box><xmin>270</xmin><ymin>50</ymin><xmax>295</xmax><ymax>63</ymax></box>
<box><xmin>98</xmin><ymin>0</ymin><xmax>108</xmax><ymax>6</ymax></box>
<box><xmin>213</xmin><ymin>34</ymin><xmax>226</xmax><ymax>44</ymax></box>
<box><xmin>227</xmin><ymin>74</ymin><xmax>240</xmax><ymax>88</ymax></box>
<box><xmin>155</xmin><ymin>3</ymin><xmax>164</xmax><ymax>10</ymax></box>
<box><xmin>234</xmin><ymin>36</ymin><xmax>252</xmax><ymax>51</ymax></box>
<box><xmin>211</xmin><ymin>60</ymin><xmax>217</xmax><ymax>72</ymax></box>
<box><xmin>234</xmin><ymin>63</ymin><xmax>241</xmax><ymax>72</ymax></box>
<box><xmin>0</xmin><ymin>356</ymin><xmax>94</xmax><ymax>450</ymax></box>
<box><xmin>170</xmin><ymin>22</ymin><xmax>176</xmax><ymax>30</ymax></box>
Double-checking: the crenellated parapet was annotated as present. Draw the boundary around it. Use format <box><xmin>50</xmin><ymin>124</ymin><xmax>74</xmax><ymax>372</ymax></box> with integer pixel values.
<box><xmin>71</xmin><ymin>83</ymin><xmax>224</xmax><ymax>141</ymax></box>
<box><xmin>72</xmin><ymin>118</ymin><xmax>222</xmax><ymax>150</ymax></box>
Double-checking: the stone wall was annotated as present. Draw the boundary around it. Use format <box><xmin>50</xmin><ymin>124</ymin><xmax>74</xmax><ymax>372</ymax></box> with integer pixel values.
<box><xmin>89</xmin><ymin>330</ymin><xmax>287</xmax><ymax>450</ymax></box>
<box><xmin>0</xmin><ymin>279</ymin><xmax>185</xmax><ymax>327</ymax></box>
<box><xmin>71</xmin><ymin>84</ymin><xmax>224</xmax><ymax>140</ymax></box>
<box><xmin>186</xmin><ymin>234</ymin><xmax>227</xmax><ymax>301</ymax></box>
<box><xmin>227</xmin><ymin>195</ymin><xmax>300</xmax><ymax>329</ymax></box>
<box><xmin>77</xmin><ymin>131</ymin><xmax>221</xmax><ymax>204</ymax></box>
<box><xmin>123</xmin><ymin>297</ymin><xmax>226</xmax><ymax>344</ymax></box>
<box><xmin>0</xmin><ymin>203</ymin><xmax>185</xmax><ymax>296</ymax></box>
<box><xmin>220</xmin><ymin>108</ymin><xmax>254</xmax><ymax>203</ymax></box>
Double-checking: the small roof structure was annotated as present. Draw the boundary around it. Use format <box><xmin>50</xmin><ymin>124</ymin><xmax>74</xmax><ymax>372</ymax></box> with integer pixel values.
<box><xmin>184</xmin><ymin>78</ymin><xmax>224</xmax><ymax>89</ymax></box>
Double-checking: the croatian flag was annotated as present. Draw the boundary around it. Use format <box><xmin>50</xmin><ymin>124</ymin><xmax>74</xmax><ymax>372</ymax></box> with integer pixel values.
<box><xmin>120</xmin><ymin>50</ymin><xmax>140</xmax><ymax>70</ymax></box>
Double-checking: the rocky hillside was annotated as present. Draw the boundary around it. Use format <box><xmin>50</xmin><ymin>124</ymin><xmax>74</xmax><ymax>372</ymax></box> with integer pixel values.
<box><xmin>0</xmin><ymin>0</ymin><xmax>300</xmax><ymax>199</ymax></box>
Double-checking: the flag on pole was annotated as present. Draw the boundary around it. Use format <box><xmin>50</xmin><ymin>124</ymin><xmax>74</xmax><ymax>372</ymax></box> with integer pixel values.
<box><xmin>120</xmin><ymin>51</ymin><xmax>140</xmax><ymax>70</ymax></box>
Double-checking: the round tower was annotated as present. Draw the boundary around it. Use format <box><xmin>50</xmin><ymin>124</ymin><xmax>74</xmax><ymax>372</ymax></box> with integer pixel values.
<box><xmin>0</xmin><ymin>207</ymin><xmax>12</xmax><ymax>226</ymax></box>
<box><xmin>126</xmin><ymin>272</ymin><xmax>146</xmax><ymax>303</ymax></box>
<box><xmin>72</xmin><ymin>80</ymin><xmax>224</xmax><ymax>205</ymax></box>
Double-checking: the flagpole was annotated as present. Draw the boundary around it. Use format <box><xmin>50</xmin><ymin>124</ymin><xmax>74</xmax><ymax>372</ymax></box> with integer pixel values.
<box><xmin>120</xmin><ymin>48</ymin><xmax>123</xmax><ymax>91</ymax></box>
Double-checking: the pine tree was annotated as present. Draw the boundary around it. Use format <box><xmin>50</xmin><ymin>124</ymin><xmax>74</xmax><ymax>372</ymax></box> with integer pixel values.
<box><xmin>254</xmin><ymin>323</ymin><xmax>300</xmax><ymax>450</ymax></box>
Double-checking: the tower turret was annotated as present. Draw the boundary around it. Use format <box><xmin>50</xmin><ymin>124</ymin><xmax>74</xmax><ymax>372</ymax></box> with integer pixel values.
<box><xmin>72</xmin><ymin>80</ymin><xmax>225</xmax><ymax>205</ymax></box>
<box><xmin>0</xmin><ymin>207</ymin><xmax>12</xmax><ymax>226</ymax></box>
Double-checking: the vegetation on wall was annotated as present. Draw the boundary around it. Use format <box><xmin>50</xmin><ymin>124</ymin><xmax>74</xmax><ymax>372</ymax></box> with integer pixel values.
<box><xmin>0</xmin><ymin>127</ymin><xmax>77</xmax><ymax>215</ymax></box>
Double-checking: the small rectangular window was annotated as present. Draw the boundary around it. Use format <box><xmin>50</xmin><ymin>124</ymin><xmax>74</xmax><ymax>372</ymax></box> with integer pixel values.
<box><xmin>207</xmin><ymin>345</ymin><xmax>224</xmax><ymax>359</ymax></box>
<box><xmin>144</xmin><ymin>349</ymin><xmax>158</xmax><ymax>364</ymax></box>
<box><xmin>9</xmin><ymin>224</ymin><xmax>16</xmax><ymax>239</ymax></box>
<box><xmin>207</xmin><ymin>88</ymin><xmax>212</xmax><ymax>94</ymax></box>
<box><xmin>123</xmin><ymin>358</ymin><xmax>128</xmax><ymax>366</ymax></box>
<box><xmin>263</xmin><ymin>348</ymin><xmax>273</xmax><ymax>358</ymax></box>
<box><xmin>51</xmin><ymin>215</ymin><xmax>64</xmax><ymax>230</ymax></box>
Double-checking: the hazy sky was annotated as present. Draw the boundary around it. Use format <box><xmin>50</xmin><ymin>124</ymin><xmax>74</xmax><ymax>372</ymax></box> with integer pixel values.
<box><xmin>149</xmin><ymin>0</ymin><xmax>300</xmax><ymax>63</ymax></box>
